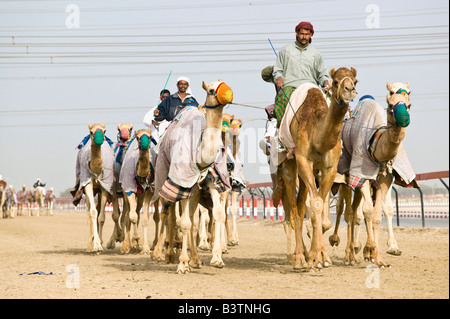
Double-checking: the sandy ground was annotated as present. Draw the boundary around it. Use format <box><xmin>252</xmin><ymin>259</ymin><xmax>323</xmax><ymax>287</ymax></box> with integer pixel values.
<box><xmin>0</xmin><ymin>210</ymin><xmax>448</xmax><ymax>300</ymax></box>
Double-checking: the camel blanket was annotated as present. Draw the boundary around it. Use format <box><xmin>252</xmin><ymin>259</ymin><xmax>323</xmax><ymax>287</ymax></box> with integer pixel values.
<box><xmin>152</xmin><ymin>107</ymin><xmax>230</xmax><ymax>204</ymax></box>
<box><xmin>119</xmin><ymin>137</ymin><xmax>157</xmax><ymax>194</ymax></box>
<box><xmin>76</xmin><ymin>141</ymin><xmax>115</xmax><ymax>195</ymax></box>
<box><xmin>279</xmin><ymin>83</ymin><xmax>329</xmax><ymax>152</ymax></box>
<box><xmin>338</xmin><ymin>97</ymin><xmax>416</xmax><ymax>188</ymax></box>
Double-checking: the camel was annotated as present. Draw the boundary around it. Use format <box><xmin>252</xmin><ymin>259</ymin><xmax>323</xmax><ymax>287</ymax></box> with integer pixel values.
<box><xmin>278</xmin><ymin>67</ymin><xmax>358</xmax><ymax>271</ymax></box>
<box><xmin>2</xmin><ymin>185</ymin><xmax>16</xmax><ymax>218</ymax></box>
<box><xmin>106</xmin><ymin>123</ymin><xmax>133</xmax><ymax>250</ymax></box>
<box><xmin>25</xmin><ymin>188</ymin><xmax>34</xmax><ymax>216</ymax></box>
<box><xmin>34</xmin><ymin>187</ymin><xmax>44</xmax><ymax>216</ymax></box>
<box><xmin>118</xmin><ymin>128</ymin><xmax>157</xmax><ymax>254</ymax></box>
<box><xmin>151</xmin><ymin>80</ymin><xmax>233</xmax><ymax>274</ymax></box>
<box><xmin>330</xmin><ymin>82</ymin><xmax>413</xmax><ymax>267</ymax></box>
<box><xmin>0</xmin><ymin>178</ymin><xmax>6</xmax><ymax>219</ymax></box>
<box><xmin>224</xmin><ymin>115</ymin><xmax>245</xmax><ymax>246</ymax></box>
<box><xmin>73</xmin><ymin>123</ymin><xmax>115</xmax><ymax>253</ymax></box>
<box><xmin>16</xmin><ymin>185</ymin><xmax>27</xmax><ymax>216</ymax></box>
<box><xmin>44</xmin><ymin>187</ymin><xmax>56</xmax><ymax>216</ymax></box>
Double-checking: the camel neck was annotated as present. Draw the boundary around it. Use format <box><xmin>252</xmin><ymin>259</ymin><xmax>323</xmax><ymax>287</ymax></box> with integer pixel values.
<box><xmin>137</xmin><ymin>149</ymin><xmax>150</xmax><ymax>178</ymax></box>
<box><xmin>90</xmin><ymin>143</ymin><xmax>103</xmax><ymax>175</ymax></box>
<box><xmin>198</xmin><ymin>107</ymin><xmax>223</xmax><ymax>169</ymax></box>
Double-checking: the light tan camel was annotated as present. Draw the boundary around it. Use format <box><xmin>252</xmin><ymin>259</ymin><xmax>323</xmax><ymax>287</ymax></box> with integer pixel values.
<box><xmin>107</xmin><ymin>123</ymin><xmax>133</xmax><ymax>250</ymax></box>
<box><xmin>25</xmin><ymin>188</ymin><xmax>34</xmax><ymax>216</ymax></box>
<box><xmin>16</xmin><ymin>185</ymin><xmax>27</xmax><ymax>216</ymax></box>
<box><xmin>119</xmin><ymin>129</ymin><xmax>157</xmax><ymax>255</ymax></box>
<box><xmin>152</xmin><ymin>80</ymin><xmax>233</xmax><ymax>274</ymax></box>
<box><xmin>44</xmin><ymin>187</ymin><xmax>55</xmax><ymax>216</ymax></box>
<box><xmin>0</xmin><ymin>179</ymin><xmax>6</xmax><ymax>219</ymax></box>
<box><xmin>33</xmin><ymin>187</ymin><xmax>44</xmax><ymax>217</ymax></box>
<box><xmin>336</xmin><ymin>83</ymin><xmax>411</xmax><ymax>267</ymax></box>
<box><xmin>224</xmin><ymin>115</ymin><xmax>244</xmax><ymax>246</ymax></box>
<box><xmin>279</xmin><ymin>67</ymin><xmax>358</xmax><ymax>271</ymax></box>
<box><xmin>78</xmin><ymin>123</ymin><xmax>115</xmax><ymax>253</ymax></box>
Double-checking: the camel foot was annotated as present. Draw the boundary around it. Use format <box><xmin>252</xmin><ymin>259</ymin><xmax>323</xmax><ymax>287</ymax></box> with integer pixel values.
<box><xmin>189</xmin><ymin>258</ymin><xmax>204</xmax><ymax>269</ymax></box>
<box><xmin>210</xmin><ymin>254</ymin><xmax>225</xmax><ymax>268</ymax></box>
<box><xmin>386</xmin><ymin>248</ymin><xmax>402</xmax><ymax>256</ymax></box>
<box><xmin>131</xmin><ymin>237</ymin><xmax>142</xmax><ymax>253</ymax></box>
<box><xmin>198</xmin><ymin>240</ymin><xmax>211</xmax><ymax>251</ymax></box>
<box><xmin>120</xmin><ymin>244</ymin><xmax>130</xmax><ymax>254</ymax></box>
<box><xmin>86</xmin><ymin>240</ymin><xmax>103</xmax><ymax>254</ymax></box>
<box><xmin>106</xmin><ymin>238</ymin><xmax>116</xmax><ymax>250</ymax></box>
<box><xmin>165</xmin><ymin>248</ymin><xmax>178</xmax><ymax>264</ymax></box>
<box><xmin>354</xmin><ymin>241</ymin><xmax>363</xmax><ymax>254</ymax></box>
<box><xmin>141</xmin><ymin>244</ymin><xmax>151</xmax><ymax>255</ymax></box>
<box><xmin>293</xmin><ymin>253</ymin><xmax>307</xmax><ymax>270</ymax></box>
<box><xmin>329</xmin><ymin>234</ymin><xmax>340</xmax><ymax>247</ymax></box>
<box><xmin>151</xmin><ymin>249</ymin><xmax>163</xmax><ymax>261</ymax></box>
<box><xmin>177</xmin><ymin>261</ymin><xmax>191</xmax><ymax>274</ymax></box>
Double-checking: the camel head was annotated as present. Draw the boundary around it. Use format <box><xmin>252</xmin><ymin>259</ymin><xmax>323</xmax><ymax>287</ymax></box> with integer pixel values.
<box><xmin>134</xmin><ymin>128</ymin><xmax>151</xmax><ymax>151</ymax></box>
<box><xmin>386</xmin><ymin>82</ymin><xmax>411</xmax><ymax>128</ymax></box>
<box><xmin>329</xmin><ymin>67</ymin><xmax>358</xmax><ymax>105</ymax></box>
<box><xmin>88</xmin><ymin>123</ymin><xmax>106</xmax><ymax>146</ymax></box>
<box><xmin>117</xmin><ymin>123</ymin><xmax>133</xmax><ymax>143</ymax></box>
<box><xmin>222</xmin><ymin>113</ymin><xmax>234</xmax><ymax>133</ymax></box>
<box><xmin>202</xmin><ymin>80</ymin><xmax>234</xmax><ymax>109</ymax></box>
<box><xmin>230</xmin><ymin>118</ymin><xmax>243</xmax><ymax>136</ymax></box>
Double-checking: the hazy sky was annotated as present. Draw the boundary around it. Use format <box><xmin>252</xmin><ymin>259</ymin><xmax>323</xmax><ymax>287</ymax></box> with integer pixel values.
<box><xmin>0</xmin><ymin>0</ymin><xmax>448</xmax><ymax>196</ymax></box>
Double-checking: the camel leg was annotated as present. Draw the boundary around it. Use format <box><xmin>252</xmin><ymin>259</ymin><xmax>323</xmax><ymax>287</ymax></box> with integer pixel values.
<box><xmin>342</xmin><ymin>185</ymin><xmax>359</xmax><ymax>265</ymax></box>
<box><xmin>198</xmin><ymin>205</ymin><xmax>211</xmax><ymax>251</ymax></box>
<box><xmin>152</xmin><ymin>202</ymin><xmax>168</xmax><ymax>261</ymax></box>
<box><xmin>141</xmin><ymin>191</ymin><xmax>153</xmax><ymax>254</ymax></box>
<box><xmin>131</xmin><ymin>195</ymin><xmax>143</xmax><ymax>252</ymax></box>
<box><xmin>329</xmin><ymin>185</ymin><xmax>344</xmax><ymax>247</ymax></box>
<box><xmin>107</xmin><ymin>197</ymin><xmax>122</xmax><ymax>249</ymax></box>
<box><xmin>359</xmin><ymin>182</ymin><xmax>376</xmax><ymax>262</ymax></box>
<box><xmin>322</xmin><ymin>192</ymin><xmax>333</xmax><ymax>234</ymax></box>
<box><xmin>165</xmin><ymin>204</ymin><xmax>178</xmax><ymax>264</ymax></box>
<box><xmin>177</xmin><ymin>198</ymin><xmax>192</xmax><ymax>274</ymax></box>
<box><xmin>84</xmin><ymin>183</ymin><xmax>103</xmax><ymax>253</ymax></box>
<box><xmin>370</xmin><ymin>173</ymin><xmax>393</xmax><ymax>267</ymax></box>
<box><xmin>120</xmin><ymin>194</ymin><xmax>132</xmax><ymax>254</ymax></box>
<box><xmin>151</xmin><ymin>199</ymin><xmax>160</xmax><ymax>250</ymax></box>
<box><xmin>384</xmin><ymin>185</ymin><xmax>401</xmax><ymax>256</ymax></box>
<box><xmin>228</xmin><ymin>191</ymin><xmax>240</xmax><ymax>246</ymax></box>
<box><xmin>210</xmin><ymin>187</ymin><xmax>226</xmax><ymax>268</ymax></box>
<box><xmin>281</xmin><ymin>192</ymin><xmax>293</xmax><ymax>261</ymax></box>
<box><xmin>281</xmin><ymin>159</ymin><xmax>307</xmax><ymax>269</ymax></box>
<box><xmin>188</xmin><ymin>188</ymin><xmax>203</xmax><ymax>269</ymax></box>
<box><xmin>220</xmin><ymin>192</ymin><xmax>229</xmax><ymax>254</ymax></box>
<box><xmin>97</xmin><ymin>190</ymin><xmax>108</xmax><ymax>246</ymax></box>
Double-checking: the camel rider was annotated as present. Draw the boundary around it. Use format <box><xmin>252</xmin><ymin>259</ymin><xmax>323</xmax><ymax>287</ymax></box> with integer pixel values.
<box><xmin>272</xmin><ymin>21</ymin><xmax>331</xmax><ymax>125</ymax></box>
<box><xmin>33</xmin><ymin>178</ymin><xmax>46</xmax><ymax>198</ymax></box>
<box><xmin>153</xmin><ymin>76</ymin><xmax>199</xmax><ymax>123</ymax></box>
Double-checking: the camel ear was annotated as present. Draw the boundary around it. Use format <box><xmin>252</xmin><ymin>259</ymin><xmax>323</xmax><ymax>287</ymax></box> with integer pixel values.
<box><xmin>88</xmin><ymin>123</ymin><xmax>92</xmax><ymax>130</ymax></box>
<box><xmin>231</xmin><ymin>114</ymin><xmax>235</xmax><ymax>121</ymax></box>
<box><xmin>101</xmin><ymin>122</ymin><xmax>105</xmax><ymax>129</ymax></box>
<box><xmin>386</xmin><ymin>82</ymin><xmax>392</xmax><ymax>91</ymax></box>
<box><xmin>202</xmin><ymin>81</ymin><xmax>208</xmax><ymax>91</ymax></box>
<box><xmin>351</xmin><ymin>67</ymin><xmax>357</xmax><ymax>77</ymax></box>
<box><xmin>129</xmin><ymin>124</ymin><xmax>133</xmax><ymax>131</ymax></box>
<box><xmin>330</xmin><ymin>68</ymin><xmax>335</xmax><ymax>79</ymax></box>
<box><xmin>117</xmin><ymin>124</ymin><xmax>121</xmax><ymax>130</ymax></box>
<box><xmin>405</xmin><ymin>82</ymin><xmax>409</xmax><ymax>89</ymax></box>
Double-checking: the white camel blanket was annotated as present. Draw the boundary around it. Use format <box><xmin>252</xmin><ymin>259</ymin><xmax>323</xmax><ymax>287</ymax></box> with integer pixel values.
<box><xmin>279</xmin><ymin>83</ymin><xmax>330</xmax><ymax>152</ymax></box>
<box><xmin>338</xmin><ymin>97</ymin><xmax>416</xmax><ymax>187</ymax></box>
<box><xmin>153</xmin><ymin>107</ymin><xmax>208</xmax><ymax>200</ymax></box>
<box><xmin>226</xmin><ymin>147</ymin><xmax>246</xmax><ymax>189</ymax></box>
<box><xmin>76</xmin><ymin>141</ymin><xmax>115</xmax><ymax>195</ymax></box>
<box><xmin>119</xmin><ymin>138</ymin><xmax>157</xmax><ymax>194</ymax></box>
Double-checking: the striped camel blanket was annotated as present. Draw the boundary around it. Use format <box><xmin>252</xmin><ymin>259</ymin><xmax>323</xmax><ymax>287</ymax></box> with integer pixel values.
<box><xmin>152</xmin><ymin>107</ymin><xmax>230</xmax><ymax>206</ymax></box>
<box><xmin>338</xmin><ymin>96</ymin><xmax>417</xmax><ymax>189</ymax></box>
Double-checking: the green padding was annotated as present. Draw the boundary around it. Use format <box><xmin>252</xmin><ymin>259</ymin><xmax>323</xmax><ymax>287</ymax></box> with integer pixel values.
<box><xmin>94</xmin><ymin>130</ymin><xmax>104</xmax><ymax>145</ymax></box>
<box><xmin>140</xmin><ymin>135</ymin><xmax>150</xmax><ymax>150</ymax></box>
<box><xmin>394</xmin><ymin>104</ymin><xmax>410</xmax><ymax>127</ymax></box>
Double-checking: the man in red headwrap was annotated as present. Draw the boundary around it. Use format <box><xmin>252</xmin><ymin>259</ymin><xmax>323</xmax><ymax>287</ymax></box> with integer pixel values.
<box><xmin>272</xmin><ymin>21</ymin><xmax>331</xmax><ymax>124</ymax></box>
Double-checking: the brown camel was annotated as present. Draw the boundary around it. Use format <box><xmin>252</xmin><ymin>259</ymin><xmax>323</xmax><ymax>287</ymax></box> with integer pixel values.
<box><xmin>44</xmin><ymin>187</ymin><xmax>56</xmax><ymax>216</ymax></box>
<box><xmin>331</xmin><ymin>82</ymin><xmax>413</xmax><ymax>267</ymax></box>
<box><xmin>279</xmin><ymin>67</ymin><xmax>358</xmax><ymax>271</ymax></box>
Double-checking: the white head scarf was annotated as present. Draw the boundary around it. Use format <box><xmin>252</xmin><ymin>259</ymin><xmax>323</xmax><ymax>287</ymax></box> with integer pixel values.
<box><xmin>177</xmin><ymin>76</ymin><xmax>193</xmax><ymax>95</ymax></box>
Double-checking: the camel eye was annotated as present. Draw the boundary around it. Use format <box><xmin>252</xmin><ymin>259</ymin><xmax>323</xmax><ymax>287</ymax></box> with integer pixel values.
<box><xmin>333</xmin><ymin>80</ymin><xmax>338</xmax><ymax>86</ymax></box>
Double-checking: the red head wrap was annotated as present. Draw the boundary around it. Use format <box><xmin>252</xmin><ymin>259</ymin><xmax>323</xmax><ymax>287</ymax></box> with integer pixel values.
<box><xmin>295</xmin><ymin>21</ymin><xmax>314</xmax><ymax>36</ymax></box>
